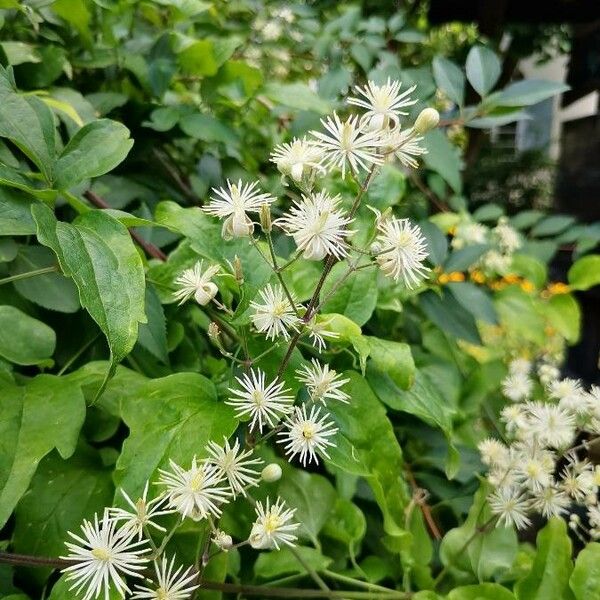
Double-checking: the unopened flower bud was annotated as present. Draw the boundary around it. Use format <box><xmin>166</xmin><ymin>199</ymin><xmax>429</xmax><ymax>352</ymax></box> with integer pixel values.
<box><xmin>260</xmin><ymin>203</ymin><xmax>272</xmax><ymax>233</ymax></box>
<box><xmin>212</xmin><ymin>529</ymin><xmax>233</xmax><ymax>551</ymax></box>
<box><xmin>261</xmin><ymin>463</ymin><xmax>282</xmax><ymax>482</ymax></box>
<box><xmin>208</xmin><ymin>322</ymin><xmax>221</xmax><ymax>343</ymax></box>
<box><xmin>232</xmin><ymin>255</ymin><xmax>244</xmax><ymax>284</ymax></box>
<box><xmin>413</xmin><ymin>108</ymin><xmax>440</xmax><ymax>134</ymax></box>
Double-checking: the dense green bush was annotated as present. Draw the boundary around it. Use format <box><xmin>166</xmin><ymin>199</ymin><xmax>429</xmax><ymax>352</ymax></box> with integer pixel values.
<box><xmin>1</xmin><ymin>2</ymin><xmax>600</xmax><ymax>600</ymax></box>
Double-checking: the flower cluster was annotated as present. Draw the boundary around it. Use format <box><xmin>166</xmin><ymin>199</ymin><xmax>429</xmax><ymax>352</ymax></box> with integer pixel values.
<box><xmin>69</xmin><ymin>80</ymin><xmax>440</xmax><ymax>600</ymax></box>
<box><xmin>61</xmin><ymin>437</ymin><xmax>299</xmax><ymax>600</ymax></box>
<box><xmin>451</xmin><ymin>215</ymin><xmax>522</xmax><ymax>277</ymax></box>
<box><xmin>480</xmin><ymin>357</ymin><xmax>600</xmax><ymax>537</ymax></box>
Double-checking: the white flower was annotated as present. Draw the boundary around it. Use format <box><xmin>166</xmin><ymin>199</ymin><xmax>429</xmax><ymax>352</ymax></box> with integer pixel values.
<box><xmin>493</xmin><ymin>218</ymin><xmax>521</xmax><ymax>253</ymax></box>
<box><xmin>560</xmin><ymin>457</ymin><xmax>594</xmax><ymax>501</ymax></box>
<box><xmin>451</xmin><ymin>222</ymin><xmax>488</xmax><ymax>249</ymax></box>
<box><xmin>270</xmin><ymin>138</ymin><xmax>325</xmax><ymax>182</ymax></box>
<box><xmin>262</xmin><ymin>20</ymin><xmax>282</xmax><ymax>41</ymax></box>
<box><xmin>501</xmin><ymin>372</ymin><xmax>533</xmax><ymax>403</ymax></box>
<box><xmin>550</xmin><ymin>378</ymin><xmax>587</xmax><ymax>415</ymax></box>
<box><xmin>347</xmin><ymin>79</ymin><xmax>417</xmax><ymax>130</ymax></box>
<box><xmin>532</xmin><ymin>486</ymin><xmax>570</xmax><ymax>519</ymax></box>
<box><xmin>131</xmin><ymin>555</ymin><xmax>198</xmax><ymax>600</ymax></box>
<box><xmin>482</xmin><ymin>250</ymin><xmax>511</xmax><ymax>274</ymax></box>
<box><xmin>478</xmin><ymin>438</ymin><xmax>509</xmax><ymax>467</ymax></box>
<box><xmin>588</xmin><ymin>505</ymin><xmax>600</xmax><ymax>528</ymax></box>
<box><xmin>295</xmin><ymin>359</ymin><xmax>350</xmax><ymax>404</ymax></box>
<box><xmin>212</xmin><ymin>529</ymin><xmax>233</xmax><ymax>551</ymax></box>
<box><xmin>107</xmin><ymin>482</ymin><xmax>173</xmax><ymax>541</ymax></box>
<box><xmin>205</xmin><ymin>437</ymin><xmax>263</xmax><ymax>498</ymax></box>
<box><xmin>157</xmin><ymin>457</ymin><xmax>231</xmax><ymax>521</ymax></box>
<box><xmin>311</xmin><ymin>112</ymin><xmax>383</xmax><ymax>178</ymax></box>
<box><xmin>375</xmin><ymin>217</ymin><xmax>429</xmax><ymax>287</ymax></box>
<box><xmin>488</xmin><ymin>486</ymin><xmax>531</xmax><ymax>530</ymax></box>
<box><xmin>513</xmin><ymin>446</ymin><xmax>555</xmax><ymax>491</ymax></box>
<box><xmin>274</xmin><ymin>191</ymin><xmax>352</xmax><ymax>261</ymax></box>
<box><xmin>203</xmin><ymin>180</ymin><xmax>275</xmax><ymax>239</ymax></box>
<box><xmin>173</xmin><ymin>261</ymin><xmax>220</xmax><ymax>306</ymax></box>
<box><xmin>226</xmin><ymin>368</ymin><xmax>294</xmax><ymax>432</ymax></box>
<box><xmin>61</xmin><ymin>511</ymin><xmax>149</xmax><ymax>600</ymax></box>
<box><xmin>248</xmin><ymin>497</ymin><xmax>300</xmax><ymax>550</ymax></box>
<box><xmin>500</xmin><ymin>404</ymin><xmax>529</xmax><ymax>437</ymax></box>
<box><xmin>250</xmin><ymin>284</ymin><xmax>300</xmax><ymax>340</ymax></box>
<box><xmin>381</xmin><ymin>127</ymin><xmax>427</xmax><ymax>168</ymax></box>
<box><xmin>527</xmin><ymin>403</ymin><xmax>576</xmax><ymax>449</ymax></box>
<box><xmin>538</xmin><ymin>363</ymin><xmax>560</xmax><ymax>386</ymax></box>
<box><xmin>509</xmin><ymin>358</ymin><xmax>532</xmax><ymax>376</ymax></box>
<box><xmin>305</xmin><ymin>316</ymin><xmax>339</xmax><ymax>351</ymax></box>
<box><xmin>278</xmin><ymin>404</ymin><xmax>338</xmax><ymax>466</ymax></box>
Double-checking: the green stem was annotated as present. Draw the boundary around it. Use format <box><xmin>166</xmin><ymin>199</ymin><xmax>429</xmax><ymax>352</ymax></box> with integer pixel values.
<box><xmin>0</xmin><ymin>265</ymin><xmax>58</xmax><ymax>286</ymax></box>
<box><xmin>289</xmin><ymin>546</ymin><xmax>330</xmax><ymax>593</ymax></box>
<box><xmin>264</xmin><ymin>231</ymin><xmax>299</xmax><ymax>314</ymax></box>
<box><xmin>57</xmin><ymin>333</ymin><xmax>101</xmax><ymax>376</ymax></box>
<box><xmin>322</xmin><ymin>570</ymin><xmax>397</xmax><ymax>594</ymax></box>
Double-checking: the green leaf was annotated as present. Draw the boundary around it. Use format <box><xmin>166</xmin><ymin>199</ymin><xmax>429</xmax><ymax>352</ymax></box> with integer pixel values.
<box><xmin>515</xmin><ymin>518</ymin><xmax>574</xmax><ymax>600</ymax></box>
<box><xmin>33</xmin><ymin>204</ymin><xmax>147</xmax><ymax>365</ymax></box>
<box><xmin>254</xmin><ymin>546</ymin><xmax>332</xmax><ymax>579</ymax></box>
<box><xmin>13</xmin><ymin>446</ymin><xmax>113</xmax><ymax>585</ymax></box>
<box><xmin>495</xmin><ymin>286</ymin><xmax>546</xmax><ymax>345</ymax></box>
<box><xmin>326</xmin><ymin>372</ymin><xmax>411</xmax><ymax>540</ymax></box>
<box><xmin>544</xmin><ymin>294</ymin><xmax>580</xmax><ymax>344</ymax></box>
<box><xmin>444</xmin><ymin>244</ymin><xmax>490</xmax><ymax>272</ymax></box>
<box><xmin>321</xmin><ymin>498</ymin><xmax>366</xmax><ymax>550</ymax></box>
<box><xmin>0</xmin><ymin>305</ymin><xmax>56</xmax><ymax>365</ymax></box>
<box><xmin>367</xmin><ymin>164</ymin><xmax>406</xmax><ymax>209</ymax></box>
<box><xmin>178</xmin><ymin>40</ymin><xmax>218</xmax><ymax>76</ymax></box>
<box><xmin>465</xmin><ymin>46</ymin><xmax>501</xmax><ymax>96</ymax></box>
<box><xmin>321</xmin><ymin>263</ymin><xmax>378</xmax><ymax>326</ymax></box>
<box><xmin>510</xmin><ymin>210</ymin><xmax>545</xmax><ymax>230</ymax></box>
<box><xmin>279</xmin><ymin>470</ymin><xmax>337</xmax><ymax>545</ymax></box>
<box><xmin>1</xmin><ymin>42</ymin><xmax>41</xmax><ymax>66</ymax></box>
<box><xmin>468</xmin><ymin>111</ymin><xmax>530</xmax><ymax>129</ymax></box>
<box><xmin>510</xmin><ymin>254</ymin><xmax>547</xmax><ymax>288</ymax></box>
<box><xmin>179</xmin><ymin>113</ymin><xmax>239</xmax><ymax>147</ymax></box>
<box><xmin>420</xmin><ymin>220</ymin><xmax>448</xmax><ymax>266</ymax></box>
<box><xmin>0</xmin><ymin>189</ymin><xmax>36</xmax><ymax>235</ymax></box>
<box><xmin>11</xmin><ymin>246</ymin><xmax>80</xmax><ymax>313</ymax></box>
<box><xmin>51</xmin><ymin>0</ymin><xmax>91</xmax><ymax>39</ymax></box>
<box><xmin>423</xmin><ymin>129</ymin><xmax>463</xmax><ymax>193</ymax></box>
<box><xmin>263</xmin><ymin>82</ymin><xmax>331</xmax><ymax>114</ymax></box>
<box><xmin>0</xmin><ymin>162</ymin><xmax>56</xmax><ymax>200</ymax></box>
<box><xmin>0</xmin><ymin>68</ymin><xmax>55</xmax><ymax>181</ymax></box>
<box><xmin>569</xmin><ymin>542</ymin><xmax>600</xmax><ymax>600</ymax></box>
<box><xmin>568</xmin><ymin>255</ymin><xmax>600</xmax><ymax>291</ymax></box>
<box><xmin>365</xmin><ymin>336</ymin><xmax>415</xmax><ymax>390</ymax></box>
<box><xmin>530</xmin><ymin>215</ymin><xmax>575</xmax><ymax>237</ymax></box>
<box><xmin>473</xmin><ymin>203</ymin><xmax>504</xmax><ymax>222</ymax></box>
<box><xmin>449</xmin><ymin>584</ymin><xmax>515</xmax><ymax>600</ymax></box>
<box><xmin>54</xmin><ymin>119</ymin><xmax>134</xmax><ymax>190</ymax></box>
<box><xmin>115</xmin><ymin>372</ymin><xmax>238</xmax><ymax>497</ymax></box>
<box><xmin>49</xmin><ymin>574</ymin><xmax>121</xmax><ymax>600</ymax></box>
<box><xmin>493</xmin><ymin>80</ymin><xmax>569</xmax><ymax>107</ymax></box>
<box><xmin>420</xmin><ymin>289</ymin><xmax>482</xmax><ymax>344</ymax></box>
<box><xmin>447</xmin><ymin>281</ymin><xmax>498</xmax><ymax>324</ymax></box>
<box><xmin>136</xmin><ymin>285</ymin><xmax>169</xmax><ymax>363</ymax></box>
<box><xmin>0</xmin><ymin>375</ymin><xmax>86</xmax><ymax>528</ymax></box>
<box><xmin>441</xmin><ymin>483</ymin><xmax>517</xmax><ymax>581</ymax></box>
<box><xmin>432</xmin><ymin>57</ymin><xmax>465</xmax><ymax>106</ymax></box>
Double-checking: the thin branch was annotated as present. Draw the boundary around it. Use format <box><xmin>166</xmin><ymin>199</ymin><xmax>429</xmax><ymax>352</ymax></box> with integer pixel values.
<box><xmin>84</xmin><ymin>190</ymin><xmax>167</xmax><ymax>261</ymax></box>
<box><xmin>152</xmin><ymin>148</ymin><xmax>197</xmax><ymax>203</ymax></box>
<box><xmin>0</xmin><ymin>265</ymin><xmax>58</xmax><ymax>286</ymax></box>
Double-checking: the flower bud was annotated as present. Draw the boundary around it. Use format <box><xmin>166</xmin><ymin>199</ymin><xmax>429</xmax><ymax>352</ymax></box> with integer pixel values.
<box><xmin>194</xmin><ymin>281</ymin><xmax>218</xmax><ymax>306</ymax></box>
<box><xmin>413</xmin><ymin>108</ymin><xmax>440</xmax><ymax>134</ymax></box>
<box><xmin>232</xmin><ymin>255</ymin><xmax>244</xmax><ymax>285</ymax></box>
<box><xmin>261</xmin><ymin>463</ymin><xmax>282</xmax><ymax>482</ymax></box>
<box><xmin>208</xmin><ymin>322</ymin><xmax>221</xmax><ymax>343</ymax></box>
<box><xmin>212</xmin><ymin>529</ymin><xmax>233</xmax><ymax>551</ymax></box>
<box><xmin>260</xmin><ymin>203</ymin><xmax>272</xmax><ymax>233</ymax></box>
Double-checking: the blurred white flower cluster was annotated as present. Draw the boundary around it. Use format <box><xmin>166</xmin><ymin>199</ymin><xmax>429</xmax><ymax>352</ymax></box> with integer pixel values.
<box><xmin>451</xmin><ymin>215</ymin><xmax>522</xmax><ymax>276</ymax></box>
<box><xmin>480</xmin><ymin>357</ymin><xmax>600</xmax><ymax>537</ymax></box>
